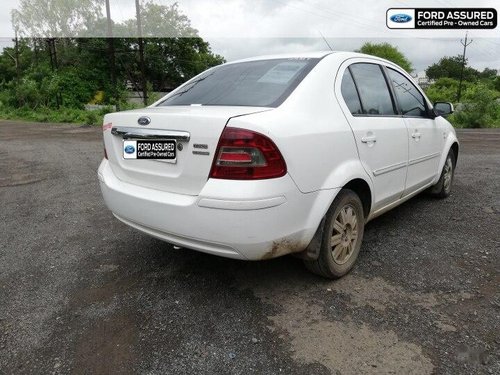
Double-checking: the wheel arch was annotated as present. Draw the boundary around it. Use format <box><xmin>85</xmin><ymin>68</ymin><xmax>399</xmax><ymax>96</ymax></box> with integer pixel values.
<box><xmin>433</xmin><ymin>132</ymin><xmax>460</xmax><ymax>186</ymax></box>
<box><xmin>297</xmin><ymin>176</ymin><xmax>373</xmax><ymax>261</ymax></box>
<box><xmin>450</xmin><ymin>141</ymin><xmax>459</xmax><ymax>166</ymax></box>
<box><xmin>342</xmin><ymin>178</ymin><xmax>372</xmax><ymax>219</ymax></box>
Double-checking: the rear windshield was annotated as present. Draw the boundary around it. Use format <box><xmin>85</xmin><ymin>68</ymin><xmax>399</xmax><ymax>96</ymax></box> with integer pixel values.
<box><xmin>158</xmin><ymin>58</ymin><xmax>320</xmax><ymax>108</ymax></box>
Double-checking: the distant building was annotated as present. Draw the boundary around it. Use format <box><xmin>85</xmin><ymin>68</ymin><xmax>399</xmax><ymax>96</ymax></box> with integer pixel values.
<box><xmin>412</xmin><ymin>71</ymin><xmax>435</xmax><ymax>89</ymax></box>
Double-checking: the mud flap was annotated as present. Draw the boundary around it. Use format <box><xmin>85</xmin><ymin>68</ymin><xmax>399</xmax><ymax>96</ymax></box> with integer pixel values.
<box><xmin>293</xmin><ymin>217</ymin><xmax>325</xmax><ymax>261</ymax></box>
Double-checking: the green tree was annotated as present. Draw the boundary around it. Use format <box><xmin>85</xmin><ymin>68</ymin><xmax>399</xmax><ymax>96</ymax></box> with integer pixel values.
<box><xmin>2</xmin><ymin>0</ymin><xmax>225</xmax><ymax>111</ymax></box>
<box><xmin>15</xmin><ymin>0</ymin><xmax>101</xmax><ymax>37</ymax></box>
<box><xmin>358</xmin><ymin>42</ymin><xmax>413</xmax><ymax>73</ymax></box>
<box><xmin>454</xmin><ymin>83</ymin><xmax>499</xmax><ymax>128</ymax></box>
<box><xmin>116</xmin><ymin>1</ymin><xmax>225</xmax><ymax>90</ymax></box>
<box><xmin>494</xmin><ymin>76</ymin><xmax>500</xmax><ymax>92</ymax></box>
<box><xmin>426</xmin><ymin>55</ymin><xmax>479</xmax><ymax>81</ymax></box>
<box><xmin>479</xmin><ymin>67</ymin><xmax>498</xmax><ymax>79</ymax></box>
<box><xmin>424</xmin><ymin>78</ymin><xmax>461</xmax><ymax>103</ymax></box>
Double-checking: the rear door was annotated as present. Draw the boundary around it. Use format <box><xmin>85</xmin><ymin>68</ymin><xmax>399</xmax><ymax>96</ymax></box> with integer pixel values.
<box><xmin>338</xmin><ymin>61</ymin><xmax>409</xmax><ymax>211</ymax></box>
<box><xmin>385</xmin><ymin>68</ymin><xmax>443</xmax><ymax>194</ymax></box>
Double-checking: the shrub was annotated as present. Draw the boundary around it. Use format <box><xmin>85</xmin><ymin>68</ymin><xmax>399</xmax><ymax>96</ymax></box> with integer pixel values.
<box><xmin>453</xmin><ymin>84</ymin><xmax>500</xmax><ymax>128</ymax></box>
<box><xmin>425</xmin><ymin>78</ymin><xmax>460</xmax><ymax>103</ymax></box>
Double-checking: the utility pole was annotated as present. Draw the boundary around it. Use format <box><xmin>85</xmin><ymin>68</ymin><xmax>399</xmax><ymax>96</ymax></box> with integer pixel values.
<box><xmin>105</xmin><ymin>0</ymin><xmax>119</xmax><ymax>110</ymax></box>
<box><xmin>457</xmin><ymin>32</ymin><xmax>473</xmax><ymax>103</ymax></box>
<box><xmin>135</xmin><ymin>0</ymin><xmax>148</xmax><ymax>106</ymax></box>
<box><xmin>46</xmin><ymin>38</ymin><xmax>61</xmax><ymax>108</ymax></box>
<box><xmin>11</xmin><ymin>10</ymin><xmax>21</xmax><ymax>85</ymax></box>
<box><xmin>14</xmin><ymin>29</ymin><xmax>20</xmax><ymax>84</ymax></box>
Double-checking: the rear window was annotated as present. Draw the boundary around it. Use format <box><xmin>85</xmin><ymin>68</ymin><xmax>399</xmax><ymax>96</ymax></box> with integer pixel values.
<box><xmin>158</xmin><ymin>58</ymin><xmax>320</xmax><ymax>108</ymax></box>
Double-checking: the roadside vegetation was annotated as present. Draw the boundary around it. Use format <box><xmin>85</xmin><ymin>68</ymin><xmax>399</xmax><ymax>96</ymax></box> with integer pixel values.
<box><xmin>0</xmin><ymin>1</ymin><xmax>498</xmax><ymax>128</ymax></box>
<box><xmin>0</xmin><ymin>0</ymin><xmax>224</xmax><ymax>125</ymax></box>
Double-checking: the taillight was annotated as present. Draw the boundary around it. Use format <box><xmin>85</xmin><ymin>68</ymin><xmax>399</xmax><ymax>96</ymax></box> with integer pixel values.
<box><xmin>210</xmin><ymin>127</ymin><xmax>287</xmax><ymax>180</ymax></box>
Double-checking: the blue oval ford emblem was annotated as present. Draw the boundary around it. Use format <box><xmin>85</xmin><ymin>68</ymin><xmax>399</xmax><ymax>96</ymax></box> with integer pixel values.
<box><xmin>124</xmin><ymin>145</ymin><xmax>135</xmax><ymax>154</ymax></box>
<box><xmin>138</xmin><ymin>116</ymin><xmax>151</xmax><ymax>126</ymax></box>
<box><xmin>390</xmin><ymin>14</ymin><xmax>412</xmax><ymax>23</ymax></box>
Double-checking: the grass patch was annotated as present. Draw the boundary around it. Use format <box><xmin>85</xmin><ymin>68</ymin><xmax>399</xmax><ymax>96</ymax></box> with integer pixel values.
<box><xmin>0</xmin><ymin>106</ymin><xmax>117</xmax><ymax>126</ymax></box>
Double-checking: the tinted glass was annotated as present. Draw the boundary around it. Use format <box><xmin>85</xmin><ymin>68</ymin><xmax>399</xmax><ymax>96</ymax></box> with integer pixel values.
<box><xmin>159</xmin><ymin>58</ymin><xmax>319</xmax><ymax>108</ymax></box>
<box><xmin>387</xmin><ymin>68</ymin><xmax>427</xmax><ymax>117</ymax></box>
<box><xmin>341</xmin><ymin>70</ymin><xmax>362</xmax><ymax>115</ymax></box>
<box><xmin>349</xmin><ymin>63</ymin><xmax>395</xmax><ymax>116</ymax></box>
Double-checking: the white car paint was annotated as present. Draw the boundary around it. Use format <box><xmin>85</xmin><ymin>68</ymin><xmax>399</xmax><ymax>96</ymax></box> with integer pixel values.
<box><xmin>98</xmin><ymin>51</ymin><xmax>458</xmax><ymax>261</ymax></box>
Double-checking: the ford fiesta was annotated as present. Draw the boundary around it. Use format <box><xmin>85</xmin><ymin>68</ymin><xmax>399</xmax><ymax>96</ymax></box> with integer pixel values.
<box><xmin>98</xmin><ymin>51</ymin><xmax>458</xmax><ymax>278</ymax></box>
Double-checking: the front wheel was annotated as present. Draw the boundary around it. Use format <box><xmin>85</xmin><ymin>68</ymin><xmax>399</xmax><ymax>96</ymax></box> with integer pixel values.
<box><xmin>304</xmin><ymin>189</ymin><xmax>365</xmax><ymax>279</ymax></box>
<box><xmin>429</xmin><ymin>150</ymin><xmax>456</xmax><ymax>199</ymax></box>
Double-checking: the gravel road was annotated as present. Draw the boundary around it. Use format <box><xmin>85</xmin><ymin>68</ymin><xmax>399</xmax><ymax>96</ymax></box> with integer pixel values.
<box><xmin>0</xmin><ymin>121</ymin><xmax>499</xmax><ymax>374</ymax></box>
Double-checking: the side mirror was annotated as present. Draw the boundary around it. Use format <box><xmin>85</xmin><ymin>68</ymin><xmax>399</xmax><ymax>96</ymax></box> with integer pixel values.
<box><xmin>434</xmin><ymin>102</ymin><xmax>454</xmax><ymax>117</ymax></box>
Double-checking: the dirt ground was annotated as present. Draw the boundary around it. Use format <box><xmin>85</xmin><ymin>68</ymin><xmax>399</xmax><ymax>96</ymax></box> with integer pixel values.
<box><xmin>0</xmin><ymin>120</ymin><xmax>499</xmax><ymax>374</ymax></box>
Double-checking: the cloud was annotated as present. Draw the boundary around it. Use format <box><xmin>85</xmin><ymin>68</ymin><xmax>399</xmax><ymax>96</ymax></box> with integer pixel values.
<box><xmin>208</xmin><ymin>37</ymin><xmax>500</xmax><ymax>72</ymax></box>
<box><xmin>2</xmin><ymin>0</ymin><xmax>498</xmax><ymax>38</ymax></box>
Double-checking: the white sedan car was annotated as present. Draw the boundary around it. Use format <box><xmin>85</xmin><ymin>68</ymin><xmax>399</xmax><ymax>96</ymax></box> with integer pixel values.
<box><xmin>98</xmin><ymin>51</ymin><xmax>458</xmax><ymax>278</ymax></box>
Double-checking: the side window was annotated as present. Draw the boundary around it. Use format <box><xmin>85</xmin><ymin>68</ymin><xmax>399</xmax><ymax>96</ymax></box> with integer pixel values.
<box><xmin>341</xmin><ymin>70</ymin><xmax>362</xmax><ymax>115</ymax></box>
<box><xmin>349</xmin><ymin>63</ymin><xmax>396</xmax><ymax>116</ymax></box>
<box><xmin>387</xmin><ymin>68</ymin><xmax>428</xmax><ymax>117</ymax></box>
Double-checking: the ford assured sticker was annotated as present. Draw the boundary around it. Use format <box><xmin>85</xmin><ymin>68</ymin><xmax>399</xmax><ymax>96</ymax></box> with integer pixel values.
<box><xmin>123</xmin><ymin>140</ymin><xmax>176</xmax><ymax>161</ymax></box>
<box><xmin>387</xmin><ymin>8</ymin><xmax>497</xmax><ymax>29</ymax></box>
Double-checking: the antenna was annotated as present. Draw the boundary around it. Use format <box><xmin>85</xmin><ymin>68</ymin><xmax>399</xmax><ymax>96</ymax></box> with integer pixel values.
<box><xmin>319</xmin><ymin>31</ymin><xmax>333</xmax><ymax>51</ymax></box>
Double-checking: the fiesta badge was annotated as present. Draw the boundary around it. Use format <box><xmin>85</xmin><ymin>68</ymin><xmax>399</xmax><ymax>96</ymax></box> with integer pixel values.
<box><xmin>390</xmin><ymin>14</ymin><xmax>412</xmax><ymax>23</ymax></box>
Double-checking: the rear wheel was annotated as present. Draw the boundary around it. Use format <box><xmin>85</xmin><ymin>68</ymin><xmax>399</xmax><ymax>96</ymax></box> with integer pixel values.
<box><xmin>304</xmin><ymin>189</ymin><xmax>365</xmax><ymax>279</ymax></box>
<box><xmin>429</xmin><ymin>150</ymin><xmax>456</xmax><ymax>199</ymax></box>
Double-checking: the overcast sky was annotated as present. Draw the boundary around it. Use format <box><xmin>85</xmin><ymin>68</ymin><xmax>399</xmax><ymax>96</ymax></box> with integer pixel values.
<box><xmin>0</xmin><ymin>0</ymin><xmax>498</xmax><ymax>73</ymax></box>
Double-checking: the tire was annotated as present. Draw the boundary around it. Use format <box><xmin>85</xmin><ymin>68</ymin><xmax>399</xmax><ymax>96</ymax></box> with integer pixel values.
<box><xmin>304</xmin><ymin>189</ymin><xmax>365</xmax><ymax>279</ymax></box>
<box><xmin>429</xmin><ymin>150</ymin><xmax>456</xmax><ymax>199</ymax></box>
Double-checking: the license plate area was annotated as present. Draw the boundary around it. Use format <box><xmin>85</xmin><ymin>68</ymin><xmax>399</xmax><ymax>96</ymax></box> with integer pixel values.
<box><xmin>123</xmin><ymin>139</ymin><xmax>177</xmax><ymax>162</ymax></box>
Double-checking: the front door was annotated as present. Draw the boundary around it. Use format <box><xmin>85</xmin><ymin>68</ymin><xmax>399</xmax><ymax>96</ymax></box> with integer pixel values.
<box><xmin>385</xmin><ymin>68</ymin><xmax>443</xmax><ymax>194</ymax></box>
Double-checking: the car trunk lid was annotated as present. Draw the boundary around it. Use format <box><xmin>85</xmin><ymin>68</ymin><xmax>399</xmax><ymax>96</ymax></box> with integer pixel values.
<box><xmin>103</xmin><ymin>106</ymin><xmax>272</xmax><ymax>195</ymax></box>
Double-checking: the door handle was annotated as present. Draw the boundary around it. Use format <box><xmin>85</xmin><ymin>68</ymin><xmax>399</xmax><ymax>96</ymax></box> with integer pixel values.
<box><xmin>411</xmin><ymin>132</ymin><xmax>421</xmax><ymax>139</ymax></box>
<box><xmin>361</xmin><ymin>135</ymin><xmax>377</xmax><ymax>143</ymax></box>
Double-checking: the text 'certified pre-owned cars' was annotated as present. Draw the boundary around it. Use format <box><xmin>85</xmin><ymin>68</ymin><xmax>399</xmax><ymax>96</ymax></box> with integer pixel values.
<box><xmin>98</xmin><ymin>52</ymin><xmax>458</xmax><ymax>279</ymax></box>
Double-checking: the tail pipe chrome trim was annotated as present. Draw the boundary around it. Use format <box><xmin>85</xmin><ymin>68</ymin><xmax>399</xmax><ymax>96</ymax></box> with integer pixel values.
<box><xmin>111</xmin><ymin>126</ymin><xmax>190</xmax><ymax>142</ymax></box>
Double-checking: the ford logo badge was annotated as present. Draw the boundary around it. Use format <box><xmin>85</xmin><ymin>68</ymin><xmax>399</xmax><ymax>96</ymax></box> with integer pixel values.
<box><xmin>138</xmin><ymin>116</ymin><xmax>151</xmax><ymax>126</ymax></box>
<box><xmin>390</xmin><ymin>14</ymin><xmax>412</xmax><ymax>23</ymax></box>
<box><xmin>124</xmin><ymin>145</ymin><xmax>135</xmax><ymax>154</ymax></box>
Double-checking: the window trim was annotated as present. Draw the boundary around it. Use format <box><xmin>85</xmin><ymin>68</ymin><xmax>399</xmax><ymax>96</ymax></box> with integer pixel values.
<box><xmin>385</xmin><ymin>66</ymin><xmax>434</xmax><ymax>119</ymax></box>
<box><xmin>341</xmin><ymin>67</ymin><xmax>364</xmax><ymax>115</ymax></box>
<box><xmin>381</xmin><ymin>65</ymin><xmax>401</xmax><ymax>115</ymax></box>
<box><xmin>345</xmin><ymin>62</ymin><xmax>398</xmax><ymax>117</ymax></box>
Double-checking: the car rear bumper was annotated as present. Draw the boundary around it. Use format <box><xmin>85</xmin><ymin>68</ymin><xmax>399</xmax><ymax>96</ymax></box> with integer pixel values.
<box><xmin>98</xmin><ymin>159</ymin><xmax>337</xmax><ymax>260</ymax></box>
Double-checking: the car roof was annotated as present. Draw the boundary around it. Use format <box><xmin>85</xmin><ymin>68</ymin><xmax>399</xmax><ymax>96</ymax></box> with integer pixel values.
<box><xmin>225</xmin><ymin>51</ymin><xmax>395</xmax><ymax>66</ymax></box>
<box><xmin>226</xmin><ymin>51</ymin><xmax>335</xmax><ymax>64</ymax></box>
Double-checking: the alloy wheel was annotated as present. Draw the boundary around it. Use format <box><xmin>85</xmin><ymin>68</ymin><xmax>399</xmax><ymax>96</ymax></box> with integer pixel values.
<box><xmin>443</xmin><ymin>156</ymin><xmax>453</xmax><ymax>193</ymax></box>
<box><xmin>330</xmin><ymin>204</ymin><xmax>359</xmax><ymax>265</ymax></box>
